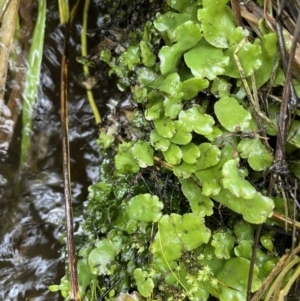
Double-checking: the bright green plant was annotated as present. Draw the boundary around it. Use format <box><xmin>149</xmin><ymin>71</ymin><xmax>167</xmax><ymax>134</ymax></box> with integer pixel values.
<box><xmin>54</xmin><ymin>0</ymin><xmax>300</xmax><ymax>300</ymax></box>
<box><xmin>20</xmin><ymin>0</ymin><xmax>46</xmax><ymax>168</ymax></box>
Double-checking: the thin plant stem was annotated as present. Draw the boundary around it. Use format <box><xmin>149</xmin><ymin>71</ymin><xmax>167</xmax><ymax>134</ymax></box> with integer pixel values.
<box><xmin>278</xmin><ymin>262</ymin><xmax>300</xmax><ymax>299</ymax></box>
<box><xmin>58</xmin><ymin>0</ymin><xmax>69</xmax><ymax>24</ymax></box>
<box><xmin>60</xmin><ymin>0</ymin><xmax>82</xmax><ymax>300</ymax></box>
<box><xmin>157</xmin><ymin>226</ymin><xmax>189</xmax><ymax>294</ymax></box>
<box><xmin>81</xmin><ymin>0</ymin><xmax>101</xmax><ymax>124</ymax></box>
<box><xmin>264</xmin><ymin>256</ymin><xmax>300</xmax><ymax>301</ymax></box>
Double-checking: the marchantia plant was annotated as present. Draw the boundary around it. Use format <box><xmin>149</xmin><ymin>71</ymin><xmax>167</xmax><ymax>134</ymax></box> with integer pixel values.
<box><xmin>50</xmin><ymin>0</ymin><xmax>300</xmax><ymax>300</ymax></box>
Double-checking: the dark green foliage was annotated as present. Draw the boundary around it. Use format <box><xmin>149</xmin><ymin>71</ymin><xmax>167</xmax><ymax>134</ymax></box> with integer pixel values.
<box><xmin>53</xmin><ymin>0</ymin><xmax>300</xmax><ymax>300</ymax></box>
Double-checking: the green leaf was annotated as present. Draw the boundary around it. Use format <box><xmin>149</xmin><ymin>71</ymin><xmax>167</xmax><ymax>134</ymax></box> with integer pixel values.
<box><xmin>145</xmin><ymin>93</ymin><xmax>164</xmax><ymax>120</ymax></box>
<box><xmin>120</xmin><ymin>45</ymin><xmax>141</xmax><ymax>70</ymax></box>
<box><xmin>167</xmin><ymin>0</ymin><xmax>199</xmax><ymax>13</ymax></box>
<box><xmin>140</xmin><ymin>41</ymin><xmax>156</xmax><ymax>67</ymax></box>
<box><xmin>154</xmin><ymin>117</ymin><xmax>176</xmax><ymax>138</ymax></box>
<box><xmin>152</xmin><ymin>215</ymin><xmax>182</xmax><ymax>261</ymax></box>
<box><xmin>274</xmin><ymin>67</ymin><xmax>285</xmax><ymax>87</ymax></box>
<box><xmin>131</xmin><ymin>85</ymin><xmax>148</xmax><ymax>104</ymax></box>
<box><xmin>131</xmin><ymin>140</ymin><xmax>154</xmax><ymax>168</ymax></box>
<box><xmin>234</xmin><ymin>219</ymin><xmax>255</xmax><ymax>244</ymax></box>
<box><xmin>199</xmin><ymin>0</ymin><xmax>247</xmax><ymax>48</ymax></box>
<box><xmin>263</xmin><ymin>259</ymin><xmax>278</xmax><ymax>273</ymax></box>
<box><xmin>150</xmin><ymin>129</ymin><xmax>171</xmax><ymax>151</ymax></box>
<box><xmin>143</xmin><ymin>20</ymin><xmax>156</xmax><ymax>43</ymax></box>
<box><xmin>202</xmin><ymin>0</ymin><xmax>228</xmax><ymax>9</ymax></box>
<box><xmin>287</xmin><ymin>120</ymin><xmax>300</xmax><ymax>149</ymax></box>
<box><xmin>163</xmin><ymin>143</ymin><xmax>182</xmax><ymax>165</ymax></box>
<box><xmin>234</xmin><ymin>240</ymin><xmax>253</xmax><ymax>259</ymax></box>
<box><xmin>154</xmin><ymin>12</ymin><xmax>191</xmax><ymax>40</ymax></box>
<box><xmin>114</xmin><ymin>210</ymin><xmax>139</xmax><ymax>234</ymax></box>
<box><xmin>126</xmin><ymin>194</ymin><xmax>163</xmax><ymax>222</ymax></box>
<box><xmin>159</xmin><ymin>72</ymin><xmax>182</xmax><ymax>95</ymax></box>
<box><xmin>290</xmin><ymin>160</ymin><xmax>300</xmax><ymax>180</ymax></box>
<box><xmin>211</xmin><ymin>229</ymin><xmax>235</xmax><ymax>259</ymax></box>
<box><xmin>205</xmin><ymin>126</ymin><xmax>223</xmax><ymax>141</ymax></box>
<box><xmin>97</xmin><ymin>127</ymin><xmax>115</xmax><ymax>150</ymax></box>
<box><xmin>169</xmin><ymin>121</ymin><xmax>193</xmax><ymax>145</ymax></box>
<box><xmin>48</xmin><ymin>276</ymin><xmax>70</xmax><ymax>298</ymax></box>
<box><xmin>180</xmin><ymin>179</ymin><xmax>213</xmax><ymax>216</ymax></box>
<box><xmin>179</xmin><ymin>104</ymin><xmax>214</xmax><ymax>135</ymax></box>
<box><xmin>153</xmin><ymin>213</ymin><xmax>211</xmax><ymax>261</ymax></box>
<box><xmin>198</xmin><ymin>245</ymin><xmax>226</xmax><ymax>275</ymax></box>
<box><xmin>137</xmin><ymin>67</ymin><xmax>160</xmax><ymax>86</ymax></box>
<box><xmin>164</xmin><ymin>94</ymin><xmax>183</xmax><ymax>118</ymax></box>
<box><xmin>217</xmin><ymin>258</ymin><xmax>260</xmax><ymax>297</ymax></box>
<box><xmin>195</xmin><ymin>143</ymin><xmax>238</xmax><ymax>196</ymax></box>
<box><xmin>181</xmin><ymin>143</ymin><xmax>200</xmax><ymax>164</ymax></box>
<box><xmin>222</xmin><ymin>159</ymin><xmax>256</xmax><ymax>199</ymax></box>
<box><xmin>237</xmin><ymin>138</ymin><xmax>273</xmax><ymax>171</ymax></box>
<box><xmin>294</xmin><ymin>79</ymin><xmax>300</xmax><ymax>99</ymax></box>
<box><xmin>255</xmin><ymin>248</ymin><xmax>277</xmax><ymax>279</ymax></box>
<box><xmin>212</xmin><ymin>188</ymin><xmax>274</xmax><ymax>224</ymax></box>
<box><xmin>211</xmin><ymin>77</ymin><xmax>232</xmax><ymax>98</ymax></box>
<box><xmin>195</xmin><ymin>143</ymin><xmax>221</xmax><ymax>170</ymax></box>
<box><xmin>88</xmin><ymin>182</ymin><xmax>112</xmax><ymax>202</ymax></box>
<box><xmin>184</xmin><ymin>40</ymin><xmax>229</xmax><ymax>80</ymax></box>
<box><xmin>115</xmin><ymin>142</ymin><xmax>140</xmax><ymax>174</ymax></box>
<box><xmin>173</xmin><ymin>161</ymin><xmax>197</xmax><ymax>179</ymax></box>
<box><xmin>224</xmin><ymin>40</ymin><xmax>262</xmax><ymax>78</ymax></box>
<box><xmin>100</xmin><ymin>49</ymin><xmax>112</xmax><ymax>63</ymax></box>
<box><xmin>48</xmin><ymin>285</ymin><xmax>60</xmax><ymax>292</ymax></box>
<box><xmin>88</xmin><ymin>239</ymin><xmax>117</xmax><ymax>275</ymax></box>
<box><xmin>133</xmin><ymin>269</ymin><xmax>154</xmax><ymax>298</ymax></box>
<box><xmin>177</xmin><ymin>213</ymin><xmax>211</xmax><ymax>250</ymax></box>
<box><xmin>215</xmin><ymin>96</ymin><xmax>252</xmax><ymax>132</ymax></box>
<box><xmin>181</xmin><ymin>77</ymin><xmax>209</xmax><ymax>100</ymax></box>
<box><xmin>21</xmin><ymin>0</ymin><xmax>46</xmax><ymax>168</ymax></box>
<box><xmin>77</xmin><ymin>259</ymin><xmax>96</xmax><ymax>296</ymax></box>
<box><xmin>260</xmin><ymin>235</ymin><xmax>274</xmax><ymax>252</ymax></box>
<box><xmin>254</xmin><ymin>33</ymin><xmax>278</xmax><ymax>88</ymax></box>
<box><xmin>159</xmin><ymin>21</ymin><xmax>202</xmax><ymax>75</ymax></box>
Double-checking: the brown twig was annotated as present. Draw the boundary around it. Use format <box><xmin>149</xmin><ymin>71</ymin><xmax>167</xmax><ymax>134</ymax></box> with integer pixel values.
<box><xmin>230</xmin><ymin>0</ymin><xmax>244</xmax><ymax>27</ymax></box>
<box><xmin>60</xmin><ymin>1</ymin><xmax>82</xmax><ymax>300</ymax></box>
<box><xmin>247</xmin><ymin>224</ymin><xmax>262</xmax><ymax>301</ymax></box>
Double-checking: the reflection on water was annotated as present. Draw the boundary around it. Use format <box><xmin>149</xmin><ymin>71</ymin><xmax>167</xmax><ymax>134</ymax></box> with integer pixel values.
<box><xmin>0</xmin><ymin>182</ymin><xmax>64</xmax><ymax>301</ymax></box>
<box><xmin>0</xmin><ymin>1</ymin><xmax>109</xmax><ymax>300</ymax></box>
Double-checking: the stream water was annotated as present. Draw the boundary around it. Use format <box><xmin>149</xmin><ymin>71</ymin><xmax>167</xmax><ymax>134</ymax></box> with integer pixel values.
<box><xmin>0</xmin><ymin>2</ymin><xmax>113</xmax><ymax>300</ymax></box>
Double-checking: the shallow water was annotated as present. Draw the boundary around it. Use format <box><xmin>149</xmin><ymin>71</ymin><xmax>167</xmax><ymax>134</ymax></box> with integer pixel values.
<box><xmin>0</xmin><ymin>2</ymin><xmax>111</xmax><ymax>300</ymax></box>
